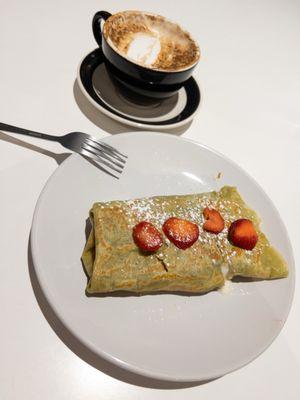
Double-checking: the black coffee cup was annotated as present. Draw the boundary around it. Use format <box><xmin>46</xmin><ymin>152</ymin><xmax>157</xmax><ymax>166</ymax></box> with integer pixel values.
<box><xmin>92</xmin><ymin>10</ymin><xmax>200</xmax><ymax>99</ymax></box>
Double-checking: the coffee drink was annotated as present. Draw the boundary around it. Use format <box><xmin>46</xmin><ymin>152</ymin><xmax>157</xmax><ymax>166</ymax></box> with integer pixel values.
<box><xmin>92</xmin><ymin>9</ymin><xmax>200</xmax><ymax>98</ymax></box>
<box><xmin>103</xmin><ymin>11</ymin><xmax>200</xmax><ymax>72</ymax></box>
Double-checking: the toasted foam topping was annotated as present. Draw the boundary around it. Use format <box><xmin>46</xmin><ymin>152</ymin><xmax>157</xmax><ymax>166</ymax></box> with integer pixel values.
<box><xmin>104</xmin><ymin>11</ymin><xmax>200</xmax><ymax>71</ymax></box>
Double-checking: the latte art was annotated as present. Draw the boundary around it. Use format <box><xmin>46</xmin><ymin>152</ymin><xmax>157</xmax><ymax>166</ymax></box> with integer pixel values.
<box><xmin>104</xmin><ymin>11</ymin><xmax>200</xmax><ymax>71</ymax></box>
<box><xmin>126</xmin><ymin>33</ymin><xmax>161</xmax><ymax>66</ymax></box>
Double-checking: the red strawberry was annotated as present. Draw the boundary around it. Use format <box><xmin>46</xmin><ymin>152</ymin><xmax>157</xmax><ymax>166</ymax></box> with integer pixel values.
<box><xmin>162</xmin><ymin>217</ymin><xmax>199</xmax><ymax>250</ymax></box>
<box><xmin>132</xmin><ymin>221</ymin><xmax>163</xmax><ymax>252</ymax></box>
<box><xmin>228</xmin><ymin>219</ymin><xmax>258</xmax><ymax>250</ymax></box>
<box><xmin>203</xmin><ymin>208</ymin><xmax>225</xmax><ymax>234</ymax></box>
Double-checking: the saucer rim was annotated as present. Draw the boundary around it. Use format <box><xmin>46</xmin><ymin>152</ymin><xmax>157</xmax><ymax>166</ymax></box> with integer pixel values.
<box><xmin>77</xmin><ymin>48</ymin><xmax>202</xmax><ymax>130</ymax></box>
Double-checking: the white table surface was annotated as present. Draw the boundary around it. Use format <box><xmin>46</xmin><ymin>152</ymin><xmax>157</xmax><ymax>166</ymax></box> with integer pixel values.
<box><xmin>1</xmin><ymin>0</ymin><xmax>299</xmax><ymax>398</ymax></box>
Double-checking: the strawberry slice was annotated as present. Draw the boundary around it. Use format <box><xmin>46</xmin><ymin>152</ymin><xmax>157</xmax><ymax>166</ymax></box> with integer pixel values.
<box><xmin>203</xmin><ymin>208</ymin><xmax>225</xmax><ymax>234</ymax></box>
<box><xmin>162</xmin><ymin>217</ymin><xmax>199</xmax><ymax>249</ymax></box>
<box><xmin>132</xmin><ymin>221</ymin><xmax>163</xmax><ymax>252</ymax></box>
<box><xmin>228</xmin><ymin>219</ymin><xmax>258</xmax><ymax>250</ymax></box>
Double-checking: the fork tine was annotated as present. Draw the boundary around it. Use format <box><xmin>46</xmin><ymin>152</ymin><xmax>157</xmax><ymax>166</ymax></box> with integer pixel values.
<box><xmin>80</xmin><ymin>148</ymin><xmax>121</xmax><ymax>178</ymax></box>
<box><xmin>84</xmin><ymin>139</ymin><xmax>125</xmax><ymax>169</ymax></box>
<box><xmin>81</xmin><ymin>143</ymin><xmax>123</xmax><ymax>174</ymax></box>
<box><xmin>95</xmin><ymin>140</ymin><xmax>128</xmax><ymax>158</ymax></box>
<box><xmin>86</xmin><ymin>137</ymin><xmax>127</xmax><ymax>163</ymax></box>
<box><xmin>81</xmin><ymin>154</ymin><xmax>119</xmax><ymax>179</ymax></box>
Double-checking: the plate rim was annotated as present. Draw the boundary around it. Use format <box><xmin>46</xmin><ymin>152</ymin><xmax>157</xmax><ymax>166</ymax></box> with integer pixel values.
<box><xmin>76</xmin><ymin>49</ymin><xmax>202</xmax><ymax>130</ymax></box>
<box><xmin>30</xmin><ymin>132</ymin><xmax>295</xmax><ymax>382</ymax></box>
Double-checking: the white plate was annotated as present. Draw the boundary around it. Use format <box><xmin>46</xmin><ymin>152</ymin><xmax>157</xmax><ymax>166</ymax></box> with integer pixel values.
<box><xmin>31</xmin><ymin>132</ymin><xmax>295</xmax><ymax>382</ymax></box>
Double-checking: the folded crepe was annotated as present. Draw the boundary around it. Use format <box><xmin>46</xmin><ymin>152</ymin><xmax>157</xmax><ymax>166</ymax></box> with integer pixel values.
<box><xmin>82</xmin><ymin>186</ymin><xmax>288</xmax><ymax>294</ymax></box>
<box><xmin>215</xmin><ymin>187</ymin><xmax>288</xmax><ymax>280</ymax></box>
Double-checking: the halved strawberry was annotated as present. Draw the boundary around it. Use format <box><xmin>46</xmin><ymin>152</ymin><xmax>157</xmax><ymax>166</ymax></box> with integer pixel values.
<box><xmin>203</xmin><ymin>208</ymin><xmax>225</xmax><ymax>234</ymax></box>
<box><xmin>228</xmin><ymin>219</ymin><xmax>258</xmax><ymax>250</ymax></box>
<box><xmin>132</xmin><ymin>221</ymin><xmax>163</xmax><ymax>252</ymax></box>
<box><xmin>162</xmin><ymin>217</ymin><xmax>199</xmax><ymax>250</ymax></box>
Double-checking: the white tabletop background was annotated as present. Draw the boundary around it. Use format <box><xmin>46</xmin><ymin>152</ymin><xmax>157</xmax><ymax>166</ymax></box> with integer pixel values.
<box><xmin>1</xmin><ymin>0</ymin><xmax>299</xmax><ymax>398</ymax></box>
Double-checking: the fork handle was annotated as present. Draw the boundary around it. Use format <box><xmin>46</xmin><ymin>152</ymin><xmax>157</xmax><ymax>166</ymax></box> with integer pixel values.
<box><xmin>0</xmin><ymin>122</ymin><xmax>60</xmax><ymax>142</ymax></box>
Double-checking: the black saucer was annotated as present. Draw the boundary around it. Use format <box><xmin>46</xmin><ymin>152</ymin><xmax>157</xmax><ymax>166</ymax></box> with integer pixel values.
<box><xmin>78</xmin><ymin>48</ymin><xmax>201</xmax><ymax>129</ymax></box>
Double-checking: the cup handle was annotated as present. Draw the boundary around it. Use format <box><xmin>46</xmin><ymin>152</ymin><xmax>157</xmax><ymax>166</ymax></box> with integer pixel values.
<box><xmin>92</xmin><ymin>11</ymin><xmax>112</xmax><ymax>46</ymax></box>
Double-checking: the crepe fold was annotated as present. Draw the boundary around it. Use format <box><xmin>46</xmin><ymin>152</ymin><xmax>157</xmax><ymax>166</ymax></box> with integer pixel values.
<box><xmin>82</xmin><ymin>187</ymin><xmax>288</xmax><ymax>294</ymax></box>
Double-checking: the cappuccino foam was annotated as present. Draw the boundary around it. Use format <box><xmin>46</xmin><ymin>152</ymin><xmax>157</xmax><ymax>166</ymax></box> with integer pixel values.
<box><xmin>104</xmin><ymin>11</ymin><xmax>200</xmax><ymax>71</ymax></box>
<box><xmin>126</xmin><ymin>33</ymin><xmax>161</xmax><ymax>66</ymax></box>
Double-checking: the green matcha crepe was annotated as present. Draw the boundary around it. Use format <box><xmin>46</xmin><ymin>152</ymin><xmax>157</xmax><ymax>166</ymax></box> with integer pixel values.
<box><xmin>82</xmin><ymin>187</ymin><xmax>288</xmax><ymax>294</ymax></box>
<box><xmin>215</xmin><ymin>187</ymin><xmax>288</xmax><ymax>280</ymax></box>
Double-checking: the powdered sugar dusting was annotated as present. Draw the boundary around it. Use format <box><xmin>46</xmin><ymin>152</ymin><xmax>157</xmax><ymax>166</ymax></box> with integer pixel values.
<box><xmin>94</xmin><ymin>188</ymin><xmax>262</xmax><ymax>268</ymax></box>
<box><xmin>123</xmin><ymin>193</ymin><xmax>218</xmax><ymax>230</ymax></box>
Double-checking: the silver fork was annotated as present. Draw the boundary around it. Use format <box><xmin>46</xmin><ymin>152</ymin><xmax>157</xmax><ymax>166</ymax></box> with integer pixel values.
<box><xmin>0</xmin><ymin>122</ymin><xmax>127</xmax><ymax>178</ymax></box>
